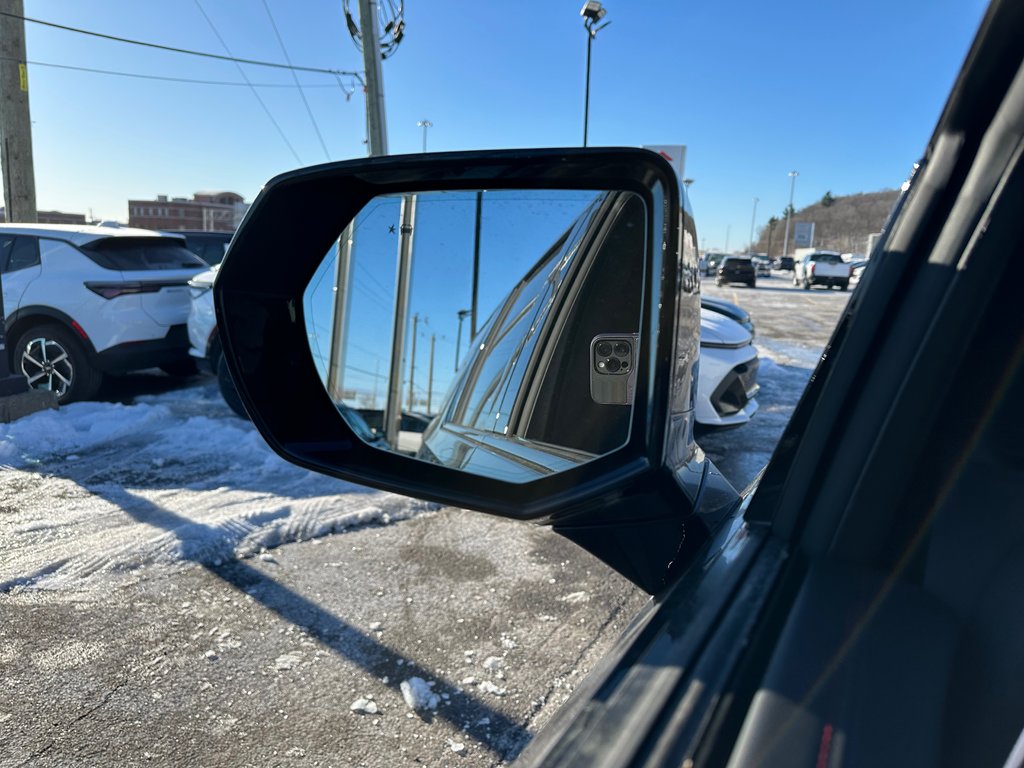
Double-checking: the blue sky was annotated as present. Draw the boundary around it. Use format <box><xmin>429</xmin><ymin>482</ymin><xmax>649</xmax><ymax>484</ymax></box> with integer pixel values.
<box><xmin>11</xmin><ymin>0</ymin><xmax>988</xmax><ymax>250</ymax></box>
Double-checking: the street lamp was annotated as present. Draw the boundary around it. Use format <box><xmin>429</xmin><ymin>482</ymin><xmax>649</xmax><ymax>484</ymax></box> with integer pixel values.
<box><xmin>581</xmin><ymin>1</ymin><xmax>610</xmax><ymax>147</ymax></box>
<box><xmin>417</xmin><ymin>119</ymin><xmax>433</xmax><ymax>153</ymax></box>
<box><xmin>782</xmin><ymin>170</ymin><xmax>798</xmax><ymax>258</ymax></box>
<box><xmin>748</xmin><ymin>197</ymin><xmax>759</xmax><ymax>253</ymax></box>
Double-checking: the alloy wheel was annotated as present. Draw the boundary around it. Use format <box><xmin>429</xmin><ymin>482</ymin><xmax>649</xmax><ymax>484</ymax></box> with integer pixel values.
<box><xmin>20</xmin><ymin>336</ymin><xmax>74</xmax><ymax>399</ymax></box>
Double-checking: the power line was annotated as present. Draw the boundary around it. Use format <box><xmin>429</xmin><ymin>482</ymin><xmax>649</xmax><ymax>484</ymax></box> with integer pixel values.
<box><xmin>0</xmin><ymin>10</ymin><xmax>363</xmax><ymax>80</ymax></box>
<box><xmin>193</xmin><ymin>0</ymin><xmax>301</xmax><ymax>165</ymax></box>
<box><xmin>0</xmin><ymin>56</ymin><xmax>347</xmax><ymax>88</ymax></box>
<box><xmin>261</xmin><ymin>0</ymin><xmax>331</xmax><ymax>162</ymax></box>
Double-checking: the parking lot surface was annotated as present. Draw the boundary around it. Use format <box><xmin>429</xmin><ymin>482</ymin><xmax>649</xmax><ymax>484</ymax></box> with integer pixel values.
<box><xmin>0</xmin><ymin>275</ymin><xmax>849</xmax><ymax>766</ymax></box>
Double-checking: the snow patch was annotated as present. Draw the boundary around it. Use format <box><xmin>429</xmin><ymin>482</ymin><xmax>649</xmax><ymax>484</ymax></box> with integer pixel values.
<box><xmin>400</xmin><ymin>677</ymin><xmax>440</xmax><ymax>710</ymax></box>
<box><xmin>350</xmin><ymin>697</ymin><xmax>379</xmax><ymax>715</ymax></box>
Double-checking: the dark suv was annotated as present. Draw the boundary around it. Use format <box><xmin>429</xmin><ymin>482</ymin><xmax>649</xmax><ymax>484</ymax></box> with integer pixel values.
<box><xmin>716</xmin><ymin>256</ymin><xmax>757</xmax><ymax>288</ymax></box>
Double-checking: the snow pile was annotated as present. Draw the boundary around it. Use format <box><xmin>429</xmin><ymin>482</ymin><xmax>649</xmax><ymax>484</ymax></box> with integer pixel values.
<box><xmin>0</xmin><ymin>380</ymin><xmax>433</xmax><ymax>589</ymax></box>
<box><xmin>400</xmin><ymin>677</ymin><xmax>440</xmax><ymax>710</ymax></box>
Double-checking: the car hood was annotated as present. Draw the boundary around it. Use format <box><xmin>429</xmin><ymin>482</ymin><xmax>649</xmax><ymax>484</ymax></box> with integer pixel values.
<box><xmin>700</xmin><ymin>307</ymin><xmax>753</xmax><ymax>348</ymax></box>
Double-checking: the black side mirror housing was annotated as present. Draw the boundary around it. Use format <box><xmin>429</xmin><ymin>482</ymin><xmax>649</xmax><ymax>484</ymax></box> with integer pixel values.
<box><xmin>216</xmin><ymin>148</ymin><xmax>739</xmax><ymax>593</ymax></box>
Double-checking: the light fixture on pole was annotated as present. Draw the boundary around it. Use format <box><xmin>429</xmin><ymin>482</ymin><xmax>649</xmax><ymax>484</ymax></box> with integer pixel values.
<box><xmin>580</xmin><ymin>1</ymin><xmax>610</xmax><ymax>147</ymax></box>
<box><xmin>417</xmin><ymin>118</ymin><xmax>433</xmax><ymax>153</ymax></box>
<box><xmin>748</xmin><ymin>196</ymin><xmax>759</xmax><ymax>253</ymax></box>
<box><xmin>782</xmin><ymin>170</ymin><xmax>798</xmax><ymax>258</ymax></box>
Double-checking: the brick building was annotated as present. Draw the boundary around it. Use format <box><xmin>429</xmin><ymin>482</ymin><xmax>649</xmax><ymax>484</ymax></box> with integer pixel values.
<box><xmin>128</xmin><ymin>191</ymin><xmax>248</xmax><ymax>232</ymax></box>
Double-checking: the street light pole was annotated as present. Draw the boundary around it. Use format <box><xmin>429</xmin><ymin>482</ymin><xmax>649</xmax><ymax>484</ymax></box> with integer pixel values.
<box><xmin>748</xmin><ymin>196</ymin><xmax>759</xmax><ymax>253</ymax></box>
<box><xmin>580</xmin><ymin>2</ymin><xmax>609</xmax><ymax>147</ymax></box>
<box><xmin>782</xmin><ymin>170</ymin><xmax>798</xmax><ymax>258</ymax></box>
<box><xmin>417</xmin><ymin>118</ymin><xmax>432</xmax><ymax>152</ymax></box>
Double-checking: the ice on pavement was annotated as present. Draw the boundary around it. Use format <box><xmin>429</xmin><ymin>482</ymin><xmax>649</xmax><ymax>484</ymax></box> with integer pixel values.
<box><xmin>0</xmin><ymin>379</ymin><xmax>432</xmax><ymax>590</ymax></box>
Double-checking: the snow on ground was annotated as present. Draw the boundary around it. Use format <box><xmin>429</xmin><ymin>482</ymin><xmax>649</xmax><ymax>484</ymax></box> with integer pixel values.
<box><xmin>0</xmin><ymin>324</ymin><xmax>820</xmax><ymax>593</ymax></box>
<box><xmin>0</xmin><ymin>378</ymin><xmax>433</xmax><ymax>591</ymax></box>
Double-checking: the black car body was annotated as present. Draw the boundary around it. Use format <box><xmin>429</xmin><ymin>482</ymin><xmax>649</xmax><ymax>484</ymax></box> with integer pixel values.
<box><xmin>716</xmin><ymin>256</ymin><xmax>757</xmax><ymax>288</ymax></box>
<box><xmin>216</xmin><ymin>3</ymin><xmax>1024</xmax><ymax>763</ymax></box>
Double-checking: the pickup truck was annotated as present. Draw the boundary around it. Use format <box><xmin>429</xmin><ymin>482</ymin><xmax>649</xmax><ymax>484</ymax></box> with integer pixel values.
<box><xmin>793</xmin><ymin>249</ymin><xmax>852</xmax><ymax>290</ymax></box>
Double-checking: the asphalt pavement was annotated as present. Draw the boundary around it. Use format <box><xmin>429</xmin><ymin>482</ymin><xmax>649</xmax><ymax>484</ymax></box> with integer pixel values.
<box><xmin>0</xmin><ymin>274</ymin><xmax>850</xmax><ymax>767</ymax></box>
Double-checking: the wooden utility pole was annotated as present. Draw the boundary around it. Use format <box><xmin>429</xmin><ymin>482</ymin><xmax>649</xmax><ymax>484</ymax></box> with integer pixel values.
<box><xmin>0</xmin><ymin>0</ymin><xmax>37</xmax><ymax>224</ymax></box>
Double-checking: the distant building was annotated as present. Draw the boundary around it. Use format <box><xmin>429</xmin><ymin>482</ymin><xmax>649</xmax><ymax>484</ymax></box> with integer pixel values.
<box><xmin>128</xmin><ymin>192</ymin><xmax>249</xmax><ymax>232</ymax></box>
<box><xmin>0</xmin><ymin>207</ymin><xmax>87</xmax><ymax>225</ymax></box>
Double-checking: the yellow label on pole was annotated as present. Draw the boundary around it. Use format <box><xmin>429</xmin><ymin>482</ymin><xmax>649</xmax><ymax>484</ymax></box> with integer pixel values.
<box><xmin>19</xmin><ymin>64</ymin><xmax>28</xmax><ymax>92</ymax></box>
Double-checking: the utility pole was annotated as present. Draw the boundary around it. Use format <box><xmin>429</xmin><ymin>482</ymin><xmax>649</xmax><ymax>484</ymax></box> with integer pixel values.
<box><xmin>330</xmin><ymin>1</ymin><xmax>391</xmax><ymax>412</ymax></box>
<box><xmin>0</xmin><ymin>1</ymin><xmax>55</xmax><ymax>420</ymax></box>
<box><xmin>384</xmin><ymin>195</ymin><xmax>415</xmax><ymax>448</ymax></box>
<box><xmin>426</xmin><ymin>333</ymin><xmax>435</xmax><ymax>415</ymax></box>
<box><xmin>782</xmin><ymin>170</ymin><xmax>799</xmax><ymax>258</ymax></box>
<box><xmin>407</xmin><ymin>312</ymin><xmax>419</xmax><ymax>412</ymax></box>
<box><xmin>358</xmin><ymin>0</ymin><xmax>388</xmax><ymax>156</ymax></box>
<box><xmin>725</xmin><ymin>225</ymin><xmax>731</xmax><ymax>253</ymax></box>
<box><xmin>748</xmin><ymin>197</ymin><xmax>759</xmax><ymax>253</ymax></box>
<box><xmin>0</xmin><ymin>0</ymin><xmax>37</xmax><ymax>224</ymax></box>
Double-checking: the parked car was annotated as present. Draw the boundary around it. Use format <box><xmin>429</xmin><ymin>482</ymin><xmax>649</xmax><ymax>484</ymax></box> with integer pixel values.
<box><xmin>751</xmin><ymin>254</ymin><xmax>772</xmax><ymax>276</ymax></box>
<box><xmin>701</xmin><ymin>295</ymin><xmax>755</xmax><ymax>336</ymax></box>
<box><xmin>355</xmin><ymin>409</ymin><xmax>434</xmax><ymax>455</ymax></box>
<box><xmin>1</xmin><ymin>224</ymin><xmax>207</xmax><ymax>403</ymax></box>
<box><xmin>793</xmin><ymin>249</ymin><xmax>852</xmax><ymax>290</ymax></box>
<box><xmin>703</xmin><ymin>251</ymin><xmax>728</xmax><ymax>276</ymax></box>
<box><xmin>217</xmin><ymin>4</ymin><xmax>1024</xmax><ymax>760</ymax></box>
<box><xmin>848</xmin><ymin>258</ymin><xmax>869</xmax><ymax>284</ymax></box>
<box><xmin>161</xmin><ymin>230</ymin><xmax>234</xmax><ymax>266</ymax></box>
<box><xmin>696</xmin><ymin>308</ymin><xmax>760</xmax><ymax>429</ymax></box>
<box><xmin>716</xmin><ymin>255</ymin><xmax>757</xmax><ymax>287</ymax></box>
<box><xmin>186</xmin><ymin>264</ymin><xmax>246</xmax><ymax>417</ymax></box>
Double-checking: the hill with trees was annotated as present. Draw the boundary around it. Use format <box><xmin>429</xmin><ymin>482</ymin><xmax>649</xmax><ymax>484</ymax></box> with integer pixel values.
<box><xmin>751</xmin><ymin>188</ymin><xmax>900</xmax><ymax>257</ymax></box>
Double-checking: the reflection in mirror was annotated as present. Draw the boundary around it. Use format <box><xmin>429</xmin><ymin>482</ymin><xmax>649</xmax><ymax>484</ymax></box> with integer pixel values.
<box><xmin>303</xmin><ymin>189</ymin><xmax>647</xmax><ymax>483</ymax></box>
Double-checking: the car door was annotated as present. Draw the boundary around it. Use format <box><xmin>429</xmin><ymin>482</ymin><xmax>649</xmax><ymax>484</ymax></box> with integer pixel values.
<box><xmin>0</xmin><ymin>234</ymin><xmax>42</xmax><ymax>320</ymax></box>
<box><xmin>518</xmin><ymin>1</ymin><xmax>1024</xmax><ymax>763</ymax></box>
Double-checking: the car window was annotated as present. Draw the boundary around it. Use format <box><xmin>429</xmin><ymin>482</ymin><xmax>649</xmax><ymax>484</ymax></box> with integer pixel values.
<box><xmin>0</xmin><ymin>236</ymin><xmax>40</xmax><ymax>274</ymax></box>
<box><xmin>79</xmin><ymin>237</ymin><xmax>207</xmax><ymax>270</ymax></box>
<box><xmin>0</xmin><ymin>235</ymin><xmax>13</xmax><ymax>273</ymax></box>
<box><xmin>809</xmin><ymin>252</ymin><xmax>842</xmax><ymax>263</ymax></box>
<box><xmin>450</xmin><ymin>199</ymin><xmax>600</xmax><ymax>433</ymax></box>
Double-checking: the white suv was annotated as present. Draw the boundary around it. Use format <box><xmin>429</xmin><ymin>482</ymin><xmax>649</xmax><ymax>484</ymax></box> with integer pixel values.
<box><xmin>1</xmin><ymin>224</ymin><xmax>207</xmax><ymax>403</ymax></box>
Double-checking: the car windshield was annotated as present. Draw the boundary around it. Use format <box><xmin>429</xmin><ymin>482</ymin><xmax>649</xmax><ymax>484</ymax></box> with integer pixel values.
<box><xmin>810</xmin><ymin>252</ymin><xmax>843</xmax><ymax>263</ymax></box>
<box><xmin>80</xmin><ymin>237</ymin><xmax>207</xmax><ymax>270</ymax></box>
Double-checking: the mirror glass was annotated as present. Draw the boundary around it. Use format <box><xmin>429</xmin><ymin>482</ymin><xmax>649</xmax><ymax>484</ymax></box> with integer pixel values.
<box><xmin>303</xmin><ymin>188</ymin><xmax>647</xmax><ymax>483</ymax></box>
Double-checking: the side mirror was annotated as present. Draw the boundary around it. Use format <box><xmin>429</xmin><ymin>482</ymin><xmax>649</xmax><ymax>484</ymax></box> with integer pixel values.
<box><xmin>216</xmin><ymin>149</ymin><xmax>739</xmax><ymax>593</ymax></box>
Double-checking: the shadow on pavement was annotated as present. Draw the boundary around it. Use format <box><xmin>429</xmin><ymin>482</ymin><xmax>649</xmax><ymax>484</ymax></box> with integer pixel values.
<box><xmin>55</xmin><ymin>484</ymin><xmax>534</xmax><ymax>762</ymax></box>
